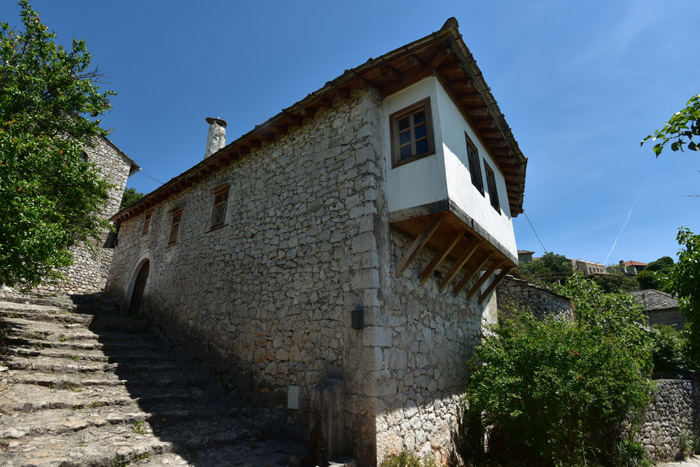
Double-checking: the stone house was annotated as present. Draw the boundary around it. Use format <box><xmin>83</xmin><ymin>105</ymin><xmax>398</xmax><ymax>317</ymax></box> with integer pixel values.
<box><xmin>105</xmin><ymin>18</ymin><xmax>527</xmax><ymax>465</ymax></box>
<box><xmin>630</xmin><ymin>289</ymin><xmax>684</xmax><ymax>330</ymax></box>
<box><xmin>33</xmin><ymin>136</ymin><xmax>139</xmax><ymax>296</ymax></box>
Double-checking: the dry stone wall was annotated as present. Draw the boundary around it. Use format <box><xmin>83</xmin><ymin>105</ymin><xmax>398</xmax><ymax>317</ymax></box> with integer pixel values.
<box><xmin>372</xmin><ymin>230</ymin><xmax>498</xmax><ymax>463</ymax></box>
<box><xmin>637</xmin><ymin>378</ymin><xmax>699</xmax><ymax>461</ymax></box>
<box><xmin>34</xmin><ymin>137</ymin><xmax>132</xmax><ymax>295</ymax></box>
<box><xmin>106</xmin><ymin>89</ymin><xmax>385</xmax><ymax>465</ymax></box>
<box><xmin>496</xmin><ymin>275</ymin><xmax>572</xmax><ymax>319</ymax></box>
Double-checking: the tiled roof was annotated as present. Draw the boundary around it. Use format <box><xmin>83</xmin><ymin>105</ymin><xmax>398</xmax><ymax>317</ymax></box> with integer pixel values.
<box><xmin>630</xmin><ymin>289</ymin><xmax>678</xmax><ymax>312</ymax></box>
<box><xmin>625</xmin><ymin>261</ymin><xmax>647</xmax><ymax>267</ymax></box>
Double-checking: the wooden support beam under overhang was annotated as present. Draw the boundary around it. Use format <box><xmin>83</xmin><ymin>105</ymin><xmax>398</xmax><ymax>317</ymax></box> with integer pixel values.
<box><xmin>381</xmin><ymin>65</ymin><xmax>403</xmax><ymax>84</ymax></box>
<box><xmin>406</xmin><ymin>54</ymin><xmax>426</xmax><ymax>72</ymax></box>
<box><xmin>467</xmin><ymin>260</ymin><xmax>504</xmax><ymax>300</ymax></box>
<box><xmin>479</xmin><ymin>267</ymin><xmax>512</xmax><ymax>304</ymax></box>
<box><xmin>395</xmin><ymin>213</ymin><xmax>445</xmax><ymax>278</ymax></box>
<box><xmin>439</xmin><ymin>240</ymin><xmax>480</xmax><ymax>291</ymax></box>
<box><xmin>428</xmin><ymin>40</ymin><xmax>453</xmax><ymax>69</ymax></box>
<box><xmin>453</xmin><ymin>251</ymin><xmax>494</xmax><ymax>296</ymax></box>
<box><xmin>419</xmin><ymin>228</ymin><xmax>466</xmax><ymax>285</ymax></box>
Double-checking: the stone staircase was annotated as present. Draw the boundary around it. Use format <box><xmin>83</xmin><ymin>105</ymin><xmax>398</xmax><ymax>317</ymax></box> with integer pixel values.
<box><xmin>0</xmin><ymin>296</ymin><xmax>307</xmax><ymax>466</ymax></box>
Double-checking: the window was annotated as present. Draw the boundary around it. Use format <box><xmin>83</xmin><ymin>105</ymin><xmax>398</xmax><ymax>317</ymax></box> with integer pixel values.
<box><xmin>485</xmin><ymin>163</ymin><xmax>500</xmax><ymax>213</ymax></box>
<box><xmin>390</xmin><ymin>98</ymin><xmax>435</xmax><ymax>167</ymax></box>
<box><xmin>168</xmin><ymin>209</ymin><xmax>183</xmax><ymax>246</ymax></box>
<box><xmin>142</xmin><ymin>211</ymin><xmax>152</xmax><ymax>235</ymax></box>
<box><xmin>466</xmin><ymin>133</ymin><xmax>484</xmax><ymax>195</ymax></box>
<box><xmin>210</xmin><ymin>187</ymin><xmax>229</xmax><ymax>229</ymax></box>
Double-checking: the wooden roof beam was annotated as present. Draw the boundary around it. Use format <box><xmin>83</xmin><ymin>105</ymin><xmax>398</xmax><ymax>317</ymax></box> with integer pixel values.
<box><xmin>406</xmin><ymin>54</ymin><xmax>426</xmax><ymax>72</ymax></box>
<box><xmin>381</xmin><ymin>65</ymin><xmax>404</xmax><ymax>84</ymax></box>
<box><xmin>479</xmin><ymin>267</ymin><xmax>512</xmax><ymax>304</ymax></box>
<box><xmin>428</xmin><ymin>40</ymin><xmax>453</xmax><ymax>69</ymax></box>
<box><xmin>419</xmin><ymin>228</ymin><xmax>466</xmax><ymax>285</ymax></box>
<box><xmin>395</xmin><ymin>213</ymin><xmax>445</xmax><ymax>278</ymax></box>
<box><xmin>467</xmin><ymin>260</ymin><xmax>504</xmax><ymax>300</ymax></box>
<box><xmin>454</xmin><ymin>251</ymin><xmax>494</xmax><ymax>296</ymax></box>
<box><xmin>439</xmin><ymin>240</ymin><xmax>480</xmax><ymax>291</ymax></box>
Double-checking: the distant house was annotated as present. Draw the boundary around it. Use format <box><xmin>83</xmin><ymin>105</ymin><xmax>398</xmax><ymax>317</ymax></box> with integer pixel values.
<box><xmin>105</xmin><ymin>18</ymin><xmax>527</xmax><ymax>464</ymax></box>
<box><xmin>630</xmin><ymin>289</ymin><xmax>684</xmax><ymax>329</ymax></box>
<box><xmin>570</xmin><ymin>258</ymin><xmax>607</xmax><ymax>275</ymax></box>
<box><xmin>621</xmin><ymin>260</ymin><xmax>647</xmax><ymax>275</ymax></box>
<box><xmin>518</xmin><ymin>249</ymin><xmax>534</xmax><ymax>263</ymax></box>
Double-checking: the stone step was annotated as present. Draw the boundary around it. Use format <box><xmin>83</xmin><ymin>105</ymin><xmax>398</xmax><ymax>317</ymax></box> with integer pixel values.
<box><xmin>134</xmin><ymin>440</ymin><xmax>304</xmax><ymax>466</ymax></box>
<box><xmin>3</xmin><ymin>336</ymin><xmax>163</xmax><ymax>352</ymax></box>
<box><xmin>6</xmin><ymin>369</ymin><xmax>210</xmax><ymax>390</ymax></box>
<box><xmin>4</xmin><ymin>355</ymin><xmax>190</xmax><ymax>375</ymax></box>
<box><xmin>5</xmin><ymin>346</ymin><xmax>174</xmax><ymax>364</ymax></box>
<box><xmin>0</xmin><ymin>307</ymin><xmax>92</xmax><ymax>325</ymax></box>
<box><xmin>0</xmin><ymin>293</ymin><xmax>76</xmax><ymax>309</ymax></box>
<box><xmin>0</xmin><ymin>383</ymin><xmax>206</xmax><ymax>414</ymax></box>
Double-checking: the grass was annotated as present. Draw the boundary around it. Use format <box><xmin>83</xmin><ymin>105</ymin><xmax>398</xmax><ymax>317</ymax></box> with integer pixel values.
<box><xmin>132</xmin><ymin>421</ymin><xmax>147</xmax><ymax>435</ymax></box>
<box><xmin>89</xmin><ymin>400</ymin><xmax>105</xmax><ymax>408</ymax></box>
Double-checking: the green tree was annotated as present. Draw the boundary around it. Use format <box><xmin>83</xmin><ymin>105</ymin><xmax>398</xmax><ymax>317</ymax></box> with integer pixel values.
<box><xmin>646</xmin><ymin>256</ymin><xmax>674</xmax><ymax>272</ymax></box>
<box><xmin>519</xmin><ymin>252</ymin><xmax>573</xmax><ymax>284</ymax></box>
<box><xmin>593</xmin><ymin>271</ymin><xmax>638</xmax><ymax>293</ymax></box>
<box><xmin>0</xmin><ymin>0</ymin><xmax>114</xmax><ymax>289</ymax></box>
<box><xmin>642</xmin><ymin>93</ymin><xmax>700</xmax><ymax>155</ymax></box>
<box><xmin>120</xmin><ymin>187</ymin><xmax>144</xmax><ymax>210</ymax></box>
<box><xmin>668</xmin><ymin>228</ymin><xmax>700</xmax><ymax>367</ymax></box>
<box><xmin>465</xmin><ymin>274</ymin><xmax>653</xmax><ymax>466</ymax></box>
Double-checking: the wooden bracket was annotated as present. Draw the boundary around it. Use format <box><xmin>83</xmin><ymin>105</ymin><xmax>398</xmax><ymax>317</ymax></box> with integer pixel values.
<box><xmin>395</xmin><ymin>213</ymin><xmax>445</xmax><ymax>278</ymax></box>
<box><xmin>439</xmin><ymin>240</ymin><xmax>480</xmax><ymax>291</ymax></box>
<box><xmin>479</xmin><ymin>267</ymin><xmax>512</xmax><ymax>304</ymax></box>
<box><xmin>467</xmin><ymin>260</ymin><xmax>504</xmax><ymax>300</ymax></box>
<box><xmin>419</xmin><ymin>228</ymin><xmax>466</xmax><ymax>285</ymax></box>
<box><xmin>454</xmin><ymin>251</ymin><xmax>494</xmax><ymax>296</ymax></box>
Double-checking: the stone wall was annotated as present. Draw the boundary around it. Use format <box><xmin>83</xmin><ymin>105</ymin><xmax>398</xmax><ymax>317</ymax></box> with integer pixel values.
<box><xmin>106</xmin><ymin>89</ymin><xmax>386</xmax><ymax>465</ymax></box>
<box><xmin>647</xmin><ymin>309</ymin><xmax>686</xmax><ymax>330</ymax></box>
<box><xmin>34</xmin><ymin>137</ymin><xmax>132</xmax><ymax>295</ymax></box>
<box><xmin>637</xmin><ymin>378</ymin><xmax>699</xmax><ymax>461</ymax></box>
<box><xmin>373</xmin><ymin>230</ymin><xmax>497</xmax><ymax>463</ymax></box>
<box><xmin>496</xmin><ymin>275</ymin><xmax>572</xmax><ymax>319</ymax></box>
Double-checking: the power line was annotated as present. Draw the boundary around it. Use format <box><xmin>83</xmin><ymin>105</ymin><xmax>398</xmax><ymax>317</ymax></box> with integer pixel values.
<box><xmin>524</xmin><ymin>211</ymin><xmax>548</xmax><ymax>254</ymax></box>
<box><xmin>136</xmin><ymin>170</ymin><xmax>164</xmax><ymax>185</ymax></box>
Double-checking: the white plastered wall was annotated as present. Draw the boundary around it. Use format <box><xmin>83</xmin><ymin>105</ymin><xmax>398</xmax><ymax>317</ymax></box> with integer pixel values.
<box><xmin>382</xmin><ymin>76</ymin><xmax>518</xmax><ymax>258</ymax></box>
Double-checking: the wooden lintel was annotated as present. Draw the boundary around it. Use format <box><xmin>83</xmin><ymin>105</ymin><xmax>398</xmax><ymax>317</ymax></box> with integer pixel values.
<box><xmin>419</xmin><ymin>228</ymin><xmax>466</xmax><ymax>285</ymax></box>
<box><xmin>395</xmin><ymin>213</ymin><xmax>445</xmax><ymax>278</ymax></box>
<box><xmin>381</xmin><ymin>64</ymin><xmax>404</xmax><ymax>84</ymax></box>
<box><xmin>439</xmin><ymin>240</ymin><xmax>480</xmax><ymax>291</ymax></box>
<box><xmin>467</xmin><ymin>260</ymin><xmax>504</xmax><ymax>300</ymax></box>
<box><xmin>406</xmin><ymin>54</ymin><xmax>426</xmax><ymax>72</ymax></box>
<box><xmin>479</xmin><ymin>267</ymin><xmax>512</xmax><ymax>304</ymax></box>
<box><xmin>453</xmin><ymin>251</ymin><xmax>494</xmax><ymax>296</ymax></box>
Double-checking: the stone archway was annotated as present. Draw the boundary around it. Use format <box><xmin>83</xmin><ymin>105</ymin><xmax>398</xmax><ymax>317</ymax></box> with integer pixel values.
<box><xmin>126</xmin><ymin>259</ymin><xmax>149</xmax><ymax>316</ymax></box>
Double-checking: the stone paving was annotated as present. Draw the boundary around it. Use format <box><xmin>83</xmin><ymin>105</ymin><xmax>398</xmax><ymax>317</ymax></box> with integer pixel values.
<box><xmin>0</xmin><ymin>296</ymin><xmax>307</xmax><ymax>466</ymax></box>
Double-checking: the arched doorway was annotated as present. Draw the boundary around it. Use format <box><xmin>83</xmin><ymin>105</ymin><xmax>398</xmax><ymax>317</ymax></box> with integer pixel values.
<box><xmin>127</xmin><ymin>260</ymin><xmax>149</xmax><ymax>316</ymax></box>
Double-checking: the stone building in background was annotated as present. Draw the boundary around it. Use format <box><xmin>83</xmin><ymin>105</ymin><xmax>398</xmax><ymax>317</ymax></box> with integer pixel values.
<box><xmin>33</xmin><ymin>136</ymin><xmax>139</xmax><ymax>296</ymax></box>
<box><xmin>105</xmin><ymin>19</ymin><xmax>527</xmax><ymax>465</ymax></box>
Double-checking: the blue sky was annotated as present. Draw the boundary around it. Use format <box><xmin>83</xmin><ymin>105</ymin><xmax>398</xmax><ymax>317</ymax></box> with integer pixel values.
<box><xmin>2</xmin><ymin>0</ymin><xmax>698</xmax><ymax>265</ymax></box>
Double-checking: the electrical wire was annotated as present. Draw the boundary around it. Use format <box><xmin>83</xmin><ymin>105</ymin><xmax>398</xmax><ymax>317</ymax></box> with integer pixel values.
<box><xmin>136</xmin><ymin>170</ymin><xmax>164</xmax><ymax>185</ymax></box>
<box><xmin>524</xmin><ymin>211</ymin><xmax>548</xmax><ymax>254</ymax></box>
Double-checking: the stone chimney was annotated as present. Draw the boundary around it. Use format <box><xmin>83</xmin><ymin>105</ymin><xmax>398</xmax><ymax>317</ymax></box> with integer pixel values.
<box><xmin>204</xmin><ymin>117</ymin><xmax>227</xmax><ymax>159</ymax></box>
<box><xmin>619</xmin><ymin>260</ymin><xmax>627</xmax><ymax>274</ymax></box>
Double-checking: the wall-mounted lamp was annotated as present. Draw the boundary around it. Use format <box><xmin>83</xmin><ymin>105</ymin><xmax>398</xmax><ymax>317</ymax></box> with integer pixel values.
<box><xmin>351</xmin><ymin>306</ymin><xmax>365</xmax><ymax>330</ymax></box>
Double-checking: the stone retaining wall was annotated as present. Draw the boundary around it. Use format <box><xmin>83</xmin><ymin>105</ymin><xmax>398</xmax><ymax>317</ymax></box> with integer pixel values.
<box><xmin>496</xmin><ymin>275</ymin><xmax>572</xmax><ymax>319</ymax></box>
<box><xmin>637</xmin><ymin>378</ymin><xmax>699</xmax><ymax>461</ymax></box>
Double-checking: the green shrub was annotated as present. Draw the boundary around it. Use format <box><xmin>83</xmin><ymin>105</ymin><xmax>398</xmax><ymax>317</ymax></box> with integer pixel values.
<box><xmin>380</xmin><ymin>451</ymin><xmax>437</xmax><ymax>467</ymax></box>
<box><xmin>650</xmin><ymin>324</ymin><xmax>687</xmax><ymax>376</ymax></box>
<box><xmin>465</xmin><ymin>274</ymin><xmax>654</xmax><ymax>466</ymax></box>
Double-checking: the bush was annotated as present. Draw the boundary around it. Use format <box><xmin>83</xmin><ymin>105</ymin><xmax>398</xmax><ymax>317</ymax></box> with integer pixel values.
<box><xmin>465</xmin><ymin>274</ymin><xmax>654</xmax><ymax>466</ymax></box>
<box><xmin>380</xmin><ymin>452</ymin><xmax>437</xmax><ymax>467</ymax></box>
<box><xmin>650</xmin><ymin>325</ymin><xmax>687</xmax><ymax>376</ymax></box>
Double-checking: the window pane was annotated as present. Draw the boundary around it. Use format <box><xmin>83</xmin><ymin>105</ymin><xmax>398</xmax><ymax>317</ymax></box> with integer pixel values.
<box><xmin>400</xmin><ymin>145</ymin><xmax>412</xmax><ymax>160</ymax></box>
<box><xmin>413</xmin><ymin>111</ymin><xmax>426</xmax><ymax>125</ymax></box>
<box><xmin>399</xmin><ymin>130</ymin><xmax>411</xmax><ymax>145</ymax></box>
<box><xmin>415</xmin><ymin>139</ymin><xmax>429</xmax><ymax>155</ymax></box>
<box><xmin>398</xmin><ymin>116</ymin><xmax>410</xmax><ymax>131</ymax></box>
<box><xmin>414</xmin><ymin>123</ymin><xmax>427</xmax><ymax>140</ymax></box>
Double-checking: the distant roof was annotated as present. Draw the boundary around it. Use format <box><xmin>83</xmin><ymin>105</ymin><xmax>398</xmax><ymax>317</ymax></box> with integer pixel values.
<box><xmin>518</xmin><ymin>250</ymin><xmax>535</xmax><ymax>254</ymax></box>
<box><xmin>630</xmin><ymin>289</ymin><xmax>678</xmax><ymax>312</ymax></box>
<box><xmin>625</xmin><ymin>261</ymin><xmax>647</xmax><ymax>267</ymax></box>
<box><xmin>113</xmin><ymin>18</ymin><xmax>527</xmax><ymax>223</ymax></box>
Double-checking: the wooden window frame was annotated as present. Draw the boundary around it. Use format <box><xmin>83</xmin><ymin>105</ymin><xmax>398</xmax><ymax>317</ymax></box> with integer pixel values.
<box><xmin>141</xmin><ymin>211</ymin><xmax>153</xmax><ymax>236</ymax></box>
<box><xmin>466</xmin><ymin>133</ymin><xmax>484</xmax><ymax>195</ymax></box>
<box><xmin>167</xmin><ymin>209</ymin><xmax>183</xmax><ymax>246</ymax></box>
<box><xmin>209</xmin><ymin>186</ymin><xmax>229</xmax><ymax>231</ymax></box>
<box><xmin>484</xmin><ymin>162</ymin><xmax>500</xmax><ymax>213</ymax></box>
<box><xmin>390</xmin><ymin>97</ymin><xmax>435</xmax><ymax>168</ymax></box>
